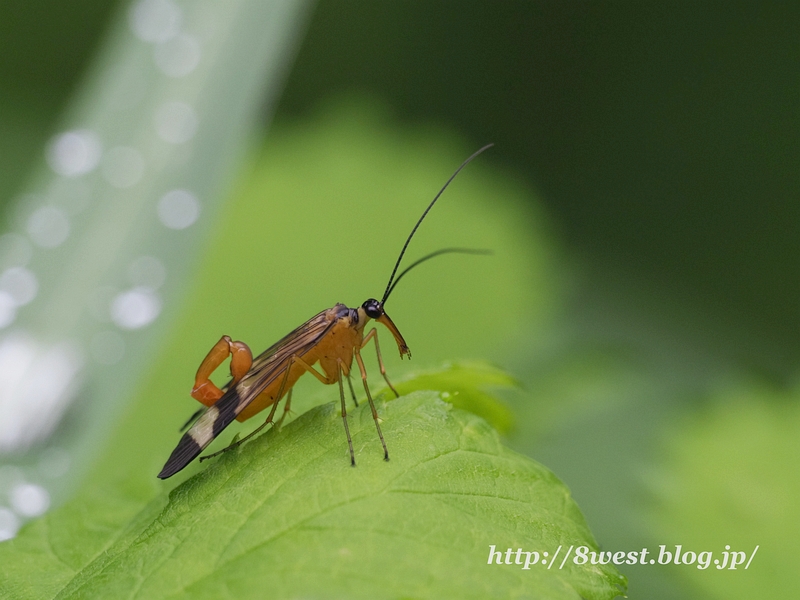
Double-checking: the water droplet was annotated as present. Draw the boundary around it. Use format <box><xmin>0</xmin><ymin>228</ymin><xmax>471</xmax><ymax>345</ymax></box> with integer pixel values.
<box><xmin>102</xmin><ymin>146</ymin><xmax>145</xmax><ymax>189</ymax></box>
<box><xmin>46</xmin><ymin>130</ymin><xmax>102</xmax><ymax>177</ymax></box>
<box><xmin>90</xmin><ymin>330</ymin><xmax>126</xmax><ymax>365</ymax></box>
<box><xmin>154</xmin><ymin>101</ymin><xmax>198</xmax><ymax>144</ymax></box>
<box><xmin>0</xmin><ymin>335</ymin><xmax>84</xmax><ymax>452</ymax></box>
<box><xmin>10</xmin><ymin>483</ymin><xmax>50</xmax><ymax>517</ymax></box>
<box><xmin>0</xmin><ymin>337</ymin><xmax>36</xmax><ymax>450</ymax></box>
<box><xmin>0</xmin><ymin>507</ymin><xmax>20</xmax><ymax>541</ymax></box>
<box><xmin>111</xmin><ymin>287</ymin><xmax>161</xmax><ymax>330</ymax></box>
<box><xmin>0</xmin><ymin>267</ymin><xmax>38</xmax><ymax>306</ymax></box>
<box><xmin>154</xmin><ymin>34</ymin><xmax>201</xmax><ymax>77</ymax></box>
<box><xmin>157</xmin><ymin>189</ymin><xmax>200</xmax><ymax>229</ymax></box>
<box><xmin>129</xmin><ymin>0</ymin><xmax>182</xmax><ymax>43</ymax></box>
<box><xmin>128</xmin><ymin>256</ymin><xmax>166</xmax><ymax>289</ymax></box>
<box><xmin>0</xmin><ymin>233</ymin><xmax>32</xmax><ymax>269</ymax></box>
<box><xmin>27</xmin><ymin>206</ymin><xmax>70</xmax><ymax>248</ymax></box>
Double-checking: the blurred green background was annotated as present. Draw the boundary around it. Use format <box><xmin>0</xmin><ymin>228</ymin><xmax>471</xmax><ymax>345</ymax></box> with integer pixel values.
<box><xmin>1</xmin><ymin>1</ymin><xmax>798</xmax><ymax>599</ymax></box>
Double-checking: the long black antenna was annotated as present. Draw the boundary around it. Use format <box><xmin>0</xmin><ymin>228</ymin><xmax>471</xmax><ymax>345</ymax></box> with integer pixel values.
<box><xmin>380</xmin><ymin>143</ymin><xmax>494</xmax><ymax>304</ymax></box>
<box><xmin>383</xmin><ymin>248</ymin><xmax>492</xmax><ymax>303</ymax></box>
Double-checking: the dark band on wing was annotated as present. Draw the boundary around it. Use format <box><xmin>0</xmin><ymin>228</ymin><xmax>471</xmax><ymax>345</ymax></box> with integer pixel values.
<box><xmin>212</xmin><ymin>387</ymin><xmax>243</xmax><ymax>438</ymax></box>
<box><xmin>157</xmin><ymin>387</ymin><xmax>241</xmax><ymax>479</ymax></box>
<box><xmin>158</xmin><ymin>305</ymin><xmax>352</xmax><ymax>479</ymax></box>
<box><xmin>158</xmin><ymin>434</ymin><xmax>203</xmax><ymax>479</ymax></box>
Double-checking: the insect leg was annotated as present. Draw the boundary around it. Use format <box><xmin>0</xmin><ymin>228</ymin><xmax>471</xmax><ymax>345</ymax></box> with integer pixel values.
<box><xmin>346</xmin><ymin>372</ymin><xmax>359</xmax><ymax>407</ymax></box>
<box><xmin>361</xmin><ymin>328</ymin><xmax>400</xmax><ymax>398</ymax></box>
<box><xmin>354</xmin><ymin>346</ymin><xmax>390</xmax><ymax>461</ymax></box>
<box><xmin>337</xmin><ymin>359</ymin><xmax>356</xmax><ymax>466</ymax></box>
<box><xmin>275</xmin><ymin>389</ymin><xmax>293</xmax><ymax>430</ymax></box>
<box><xmin>199</xmin><ymin>385</ymin><xmax>285</xmax><ymax>462</ymax></box>
<box><xmin>200</xmin><ymin>354</ymin><xmax>334</xmax><ymax>461</ymax></box>
<box><xmin>191</xmin><ymin>335</ymin><xmax>253</xmax><ymax>406</ymax></box>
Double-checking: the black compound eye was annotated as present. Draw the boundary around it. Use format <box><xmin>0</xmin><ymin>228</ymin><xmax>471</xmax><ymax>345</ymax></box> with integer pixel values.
<box><xmin>362</xmin><ymin>299</ymin><xmax>382</xmax><ymax>319</ymax></box>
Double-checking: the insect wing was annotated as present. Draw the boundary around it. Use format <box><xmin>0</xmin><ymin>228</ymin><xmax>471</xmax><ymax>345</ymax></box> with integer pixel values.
<box><xmin>157</xmin><ymin>307</ymin><xmax>342</xmax><ymax>479</ymax></box>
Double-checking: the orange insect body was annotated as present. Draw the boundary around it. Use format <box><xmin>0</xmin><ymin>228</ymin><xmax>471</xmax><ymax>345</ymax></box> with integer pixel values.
<box><xmin>158</xmin><ymin>144</ymin><xmax>491</xmax><ymax>479</ymax></box>
<box><xmin>191</xmin><ymin>305</ymin><xmax>407</xmax><ymax>423</ymax></box>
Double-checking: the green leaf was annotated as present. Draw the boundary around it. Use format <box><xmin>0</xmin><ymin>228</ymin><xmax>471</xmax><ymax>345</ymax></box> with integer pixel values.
<box><xmin>393</xmin><ymin>360</ymin><xmax>518</xmax><ymax>434</ymax></box>
<box><xmin>0</xmin><ymin>385</ymin><xmax>624</xmax><ymax>599</ymax></box>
